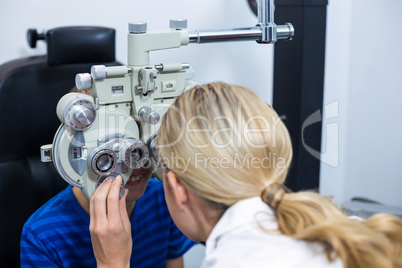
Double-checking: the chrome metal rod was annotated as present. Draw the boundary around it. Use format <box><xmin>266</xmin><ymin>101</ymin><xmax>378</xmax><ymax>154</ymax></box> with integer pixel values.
<box><xmin>188</xmin><ymin>25</ymin><xmax>293</xmax><ymax>44</ymax></box>
<box><xmin>258</xmin><ymin>0</ymin><xmax>274</xmax><ymax>26</ymax></box>
<box><xmin>277</xmin><ymin>23</ymin><xmax>294</xmax><ymax>40</ymax></box>
<box><xmin>188</xmin><ymin>0</ymin><xmax>293</xmax><ymax>45</ymax></box>
<box><xmin>257</xmin><ymin>0</ymin><xmax>276</xmax><ymax>42</ymax></box>
<box><xmin>189</xmin><ymin>28</ymin><xmax>262</xmax><ymax>44</ymax></box>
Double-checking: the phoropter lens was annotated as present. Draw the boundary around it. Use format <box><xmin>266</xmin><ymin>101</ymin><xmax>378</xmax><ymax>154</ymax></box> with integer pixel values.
<box><xmin>88</xmin><ymin>148</ymin><xmax>117</xmax><ymax>176</ymax></box>
<box><xmin>122</xmin><ymin>139</ymin><xmax>149</xmax><ymax>169</ymax></box>
<box><xmin>130</xmin><ymin>149</ymin><xmax>143</xmax><ymax>162</ymax></box>
<box><xmin>96</xmin><ymin>154</ymin><xmax>113</xmax><ymax>171</ymax></box>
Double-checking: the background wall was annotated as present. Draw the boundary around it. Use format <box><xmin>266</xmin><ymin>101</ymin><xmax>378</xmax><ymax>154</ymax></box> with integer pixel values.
<box><xmin>0</xmin><ymin>0</ymin><xmax>274</xmax><ymax>103</ymax></box>
<box><xmin>320</xmin><ymin>0</ymin><xmax>402</xmax><ymax>207</ymax></box>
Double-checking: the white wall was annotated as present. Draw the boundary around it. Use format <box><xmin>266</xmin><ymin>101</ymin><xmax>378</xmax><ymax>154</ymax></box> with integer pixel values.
<box><xmin>0</xmin><ymin>0</ymin><xmax>274</xmax><ymax>104</ymax></box>
<box><xmin>320</xmin><ymin>0</ymin><xmax>402</xmax><ymax>207</ymax></box>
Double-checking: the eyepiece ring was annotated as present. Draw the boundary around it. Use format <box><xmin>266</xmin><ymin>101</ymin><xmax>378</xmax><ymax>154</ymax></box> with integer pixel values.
<box><xmin>88</xmin><ymin>148</ymin><xmax>117</xmax><ymax>176</ymax></box>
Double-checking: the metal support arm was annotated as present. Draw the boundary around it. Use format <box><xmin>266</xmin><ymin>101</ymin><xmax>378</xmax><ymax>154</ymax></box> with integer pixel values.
<box><xmin>188</xmin><ymin>23</ymin><xmax>294</xmax><ymax>44</ymax></box>
<box><xmin>189</xmin><ymin>0</ymin><xmax>293</xmax><ymax>44</ymax></box>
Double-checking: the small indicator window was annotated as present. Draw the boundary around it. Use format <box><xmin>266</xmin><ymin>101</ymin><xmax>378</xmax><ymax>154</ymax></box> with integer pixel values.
<box><xmin>166</xmin><ymin>83</ymin><xmax>173</xmax><ymax>88</ymax></box>
<box><xmin>112</xmin><ymin>86</ymin><xmax>124</xmax><ymax>94</ymax></box>
<box><xmin>44</xmin><ymin>150</ymin><xmax>51</xmax><ymax>157</ymax></box>
<box><xmin>71</xmin><ymin>148</ymin><xmax>82</xmax><ymax>159</ymax></box>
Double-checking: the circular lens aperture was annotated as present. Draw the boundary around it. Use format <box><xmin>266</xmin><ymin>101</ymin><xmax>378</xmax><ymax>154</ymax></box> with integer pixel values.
<box><xmin>130</xmin><ymin>148</ymin><xmax>143</xmax><ymax>162</ymax></box>
<box><xmin>96</xmin><ymin>154</ymin><xmax>114</xmax><ymax>171</ymax></box>
<box><xmin>122</xmin><ymin>139</ymin><xmax>149</xmax><ymax>169</ymax></box>
<box><xmin>88</xmin><ymin>148</ymin><xmax>117</xmax><ymax>176</ymax></box>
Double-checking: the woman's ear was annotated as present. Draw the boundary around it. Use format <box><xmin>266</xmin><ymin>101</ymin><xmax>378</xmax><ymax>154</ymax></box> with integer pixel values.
<box><xmin>166</xmin><ymin>171</ymin><xmax>189</xmax><ymax>210</ymax></box>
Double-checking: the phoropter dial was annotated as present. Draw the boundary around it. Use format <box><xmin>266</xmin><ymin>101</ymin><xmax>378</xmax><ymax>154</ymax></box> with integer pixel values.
<box><xmin>121</xmin><ymin>139</ymin><xmax>149</xmax><ymax>169</ymax></box>
<box><xmin>147</xmin><ymin>135</ymin><xmax>159</xmax><ymax>163</ymax></box>
<box><xmin>88</xmin><ymin>148</ymin><xmax>117</xmax><ymax>176</ymax></box>
<box><xmin>64</xmin><ymin>98</ymin><xmax>96</xmax><ymax>130</ymax></box>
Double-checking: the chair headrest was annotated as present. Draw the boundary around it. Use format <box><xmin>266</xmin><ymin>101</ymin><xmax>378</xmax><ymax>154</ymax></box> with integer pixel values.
<box><xmin>28</xmin><ymin>26</ymin><xmax>116</xmax><ymax>66</ymax></box>
<box><xmin>0</xmin><ymin>26</ymin><xmax>120</xmax><ymax>162</ymax></box>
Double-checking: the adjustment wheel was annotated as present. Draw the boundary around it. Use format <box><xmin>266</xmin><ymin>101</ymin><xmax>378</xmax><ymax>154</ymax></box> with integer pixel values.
<box><xmin>27</xmin><ymin>29</ymin><xmax>45</xmax><ymax>48</ymax></box>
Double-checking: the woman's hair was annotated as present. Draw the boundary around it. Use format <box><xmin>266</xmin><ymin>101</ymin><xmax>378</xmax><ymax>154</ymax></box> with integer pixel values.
<box><xmin>70</xmin><ymin>86</ymin><xmax>91</xmax><ymax>96</ymax></box>
<box><xmin>157</xmin><ymin>82</ymin><xmax>402</xmax><ymax>268</ymax></box>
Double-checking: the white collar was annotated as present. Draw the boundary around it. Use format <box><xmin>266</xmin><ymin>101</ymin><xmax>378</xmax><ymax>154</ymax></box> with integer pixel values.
<box><xmin>205</xmin><ymin>196</ymin><xmax>278</xmax><ymax>253</ymax></box>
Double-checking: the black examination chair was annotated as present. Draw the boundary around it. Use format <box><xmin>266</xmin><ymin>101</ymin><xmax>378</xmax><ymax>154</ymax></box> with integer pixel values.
<box><xmin>0</xmin><ymin>26</ymin><xmax>121</xmax><ymax>267</ymax></box>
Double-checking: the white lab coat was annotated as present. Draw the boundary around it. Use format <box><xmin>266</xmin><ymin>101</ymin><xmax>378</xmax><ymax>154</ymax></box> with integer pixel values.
<box><xmin>201</xmin><ymin>196</ymin><xmax>343</xmax><ymax>268</ymax></box>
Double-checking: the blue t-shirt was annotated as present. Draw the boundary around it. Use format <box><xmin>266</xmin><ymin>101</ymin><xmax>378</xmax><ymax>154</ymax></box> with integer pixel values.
<box><xmin>20</xmin><ymin>178</ymin><xmax>195</xmax><ymax>267</ymax></box>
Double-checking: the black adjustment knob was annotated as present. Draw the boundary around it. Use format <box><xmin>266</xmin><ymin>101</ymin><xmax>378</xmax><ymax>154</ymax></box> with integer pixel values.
<box><xmin>27</xmin><ymin>29</ymin><xmax>45</xmax><ymax>48</ymax></box>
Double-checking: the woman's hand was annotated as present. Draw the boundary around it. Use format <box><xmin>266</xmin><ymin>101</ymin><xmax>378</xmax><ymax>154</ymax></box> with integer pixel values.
<box><xmin>89</xmin><ymin>176</ymin><xmax>132</xmax><ymax>268</ymax></box>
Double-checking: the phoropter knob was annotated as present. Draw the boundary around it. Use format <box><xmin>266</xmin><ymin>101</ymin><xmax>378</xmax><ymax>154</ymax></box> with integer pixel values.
<box><xmin>75</xmin><ymin>73</ymin><xmax>92</xmax><ymax>90</ymax></box>
<box><xmin>73</xmin><ymin>107</ymin><xmax>95</xmax><ymax>126</ymax></box>
<box><xmin>91</xmin><ymin>65</ymin><xmax>107</xmax><ymax>80</ymax></box>
<box><xmin>138</xmin><ymin>106</ymin><xmax>160</xmax><ymax>125</ymax></box>
<box><xmin>63</xmin><ymin>98</ymin><xmax>96</xmax><ymax>130</ymax></box>
<box><xmin>170</xmin><ymin>19</ymin><xmax>187</xmax><ymax>30</ymax></box>
<box><xmin>129</xmin><ymin>22</ymin><xmax>147</xmax><ymax>34</ymax></box>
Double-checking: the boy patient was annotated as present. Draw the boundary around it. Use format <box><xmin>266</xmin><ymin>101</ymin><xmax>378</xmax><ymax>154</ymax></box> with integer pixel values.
<box><xmin>20</xmin><ymin>88</ymin><xmax>194</xmax><ymax>267</ymax></box>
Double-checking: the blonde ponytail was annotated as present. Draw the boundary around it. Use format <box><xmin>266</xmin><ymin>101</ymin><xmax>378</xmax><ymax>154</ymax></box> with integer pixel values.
<box><xmin>262</xmin><ymin>183</ymin><xmax>402</xmax><ymax>268</ymax></box>
<box><xmin>363</xmin><ymin>213</ymin><xmax>402</xmax><ymax>267</ymax></box>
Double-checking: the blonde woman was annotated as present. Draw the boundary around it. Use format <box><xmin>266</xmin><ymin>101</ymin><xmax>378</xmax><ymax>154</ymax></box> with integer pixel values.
<box><xmin>91</xmin><ymin>82</ymin><xmax>402</xmax><ymax>268</ymax></box>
